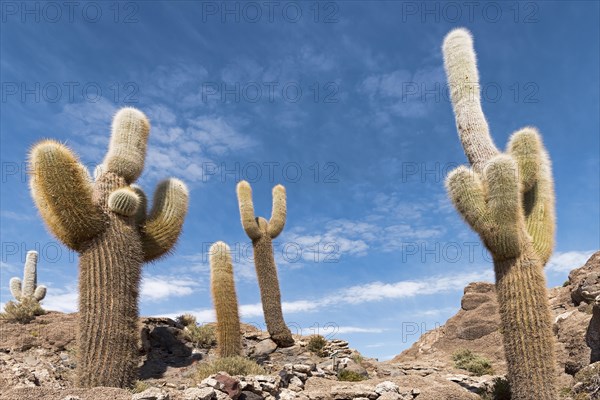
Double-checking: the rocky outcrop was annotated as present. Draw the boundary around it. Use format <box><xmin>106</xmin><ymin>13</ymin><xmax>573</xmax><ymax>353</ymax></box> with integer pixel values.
<box><xmin>1</xmin><ymin>252</ymin><xmax>598</xmax><ymax>399</ymax></box>
<box><xmin>0</xmin><ymin>314</ymin><xmax>478</xmax><ymax>400</ymax></box>
<box><xmin>393</xmin><ymin>251</ymin><xmax>600</xmax><ymax>393</ymax></box>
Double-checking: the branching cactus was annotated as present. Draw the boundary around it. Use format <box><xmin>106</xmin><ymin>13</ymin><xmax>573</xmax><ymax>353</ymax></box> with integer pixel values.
<box><xmin>443</xmin><ymin>28</ymin><xmax>556</xmax><ymax>399</ymax></box>
<box><xmin>9</xmin><ymin>251</ymin><xmax>47</xmax><ymax>303</ymax></box>
<box><xmin>210</xmin><ymin>241</ymin><xmax>242</xmax><ymax>357</ymax></box>
<box><xmin>236</xmin><ymin>180</ymin><xmax>294</xmax><ymax>347</ymax></box>
<box><xmin>29</xmin><ymin>108</ymin><xmax>189</xmax><ymax>388</ymax></box>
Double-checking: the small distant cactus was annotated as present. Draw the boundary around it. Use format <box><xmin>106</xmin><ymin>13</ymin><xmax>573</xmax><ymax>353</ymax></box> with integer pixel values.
<box><xmin>236</xmin><ymin>181</ymin><xmax>294</xmax><ymax>347</ymax></box>
<box><xmin>9</xmin><ymin>251</ymin><xmax>46</xmax><ymax>302</ymax></box>
<box><xmin>210</xmin><ymin>241</ymin><xmax>242</xmax><ymax>357</ymax></box>
<box><xmin>442</xmin><ymin>28</ymin><xmax>556</xmax><ymax>399</ymax></box>
<box><xmin>28</xmin><ymin>107</ymin><xmax>189</xmax><ymax>388</ymax></box>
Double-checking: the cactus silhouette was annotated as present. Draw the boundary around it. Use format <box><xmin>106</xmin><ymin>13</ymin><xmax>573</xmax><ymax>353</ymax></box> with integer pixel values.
<box><xmin>210</xmin><ymin>241</ymin><xmax>242</xmax><ymax>357</ymax></box>
<box><xmin>236</xmin><ymin>180</ymin><xmax>293</xmax><ymax>347</ymax></box>
<box><xmin>9</xmin><ymin>251</ymin><xmax>47</xmax><ymax>302</ymax></box>
<box><xmin>29</xmin><ymin>108</ymin><xmax>189</xmax><ymax>388</ymax></box>
<box><xmin>442</xmin><ymin>28</ymin><xmax>556</xmax><ymax>399</ymax></box>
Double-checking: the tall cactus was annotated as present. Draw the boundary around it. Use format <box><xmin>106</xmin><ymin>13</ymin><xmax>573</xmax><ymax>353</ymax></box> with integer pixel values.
<box><xmin>28</xmin><ymin>108</ymin><xmax>189</xmax><ymax>388</ymax></box>
<box><xmin>210</xmin><ymin>241</ymin><xmax>242</xmax><ymax>357</ymax></box>
<box><xmin>9</xmin><ymin>250</ymin><xmax>47</xmax><ymax>302</ymax></box>
<box><xmin>236</xmin><ymin>181</ymin><xmax>294</xmax><ymax>347</ymax></box>
<box><xmin>442</xmin><ymin>28</ymin><xmax>556</xmax><ymax>399</ymax></box>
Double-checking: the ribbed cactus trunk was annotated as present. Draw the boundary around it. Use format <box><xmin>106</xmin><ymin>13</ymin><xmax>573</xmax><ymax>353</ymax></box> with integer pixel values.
<box><xmin>210</xmin><ymin>242</ymin><xmax>242</xmax><ymax>358</ymax></box>
<box><xmin>77</xmin><ymin>173</ymin><xmax>143</xmax><ymax>387</ymax></box>
<box><xmin>494</xmin><ymin>247</ymin><xmax>555</xmax><ymax>399</ymax></box>
<box><xmin>252</xmin><ymin>220</ymin><xmax>293</xmax><ymax>347</ymax></box>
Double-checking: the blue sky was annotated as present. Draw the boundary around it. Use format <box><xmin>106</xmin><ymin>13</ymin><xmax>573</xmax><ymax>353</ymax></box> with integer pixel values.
<box><xmin>1</xmin><ymin>1</ymin><xmax>598</xmax><ymax>360</ymax></box>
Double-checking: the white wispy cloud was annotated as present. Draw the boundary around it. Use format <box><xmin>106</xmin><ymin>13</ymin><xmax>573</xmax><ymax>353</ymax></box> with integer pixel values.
<box><xmin>279</xmin><ymin>193</ymin><xmax>447</xmax><ymax>263</ymax></box>
<box><xmin>366</xmin><ymin>343</ymin><xmax>387</xmax><ymax>348</ymax></box>
<box><xmin>40</xmin><ymin>272</ymin><xmax>203</xmax><ymax>313</ymax></box>
<box><xmin>160</xmin><ymin>269</ymin><xmax>492</xmax><ymax>322</ymax></box>
<box><xmin>143</xmin><ymin>110</ymin><xmax>256</xmax><ymax>183</ymax></box>
<box><xmin>411</xmin><ymin>307</ymin><xmax>459</xmax><ymax>317</ymax></box>
<box><xmin>54</xmin><ymin>68</ymin><xmax>256</xmax><ymax>184</ymax></box>
<box><xmin>57</xmin><ymin>99</ymin><xmax>118</xmax><ymax>162</ymax></box>
<box><xmin>359</xmin><ymin>66</ymin><xmax>445</xmax><ymax>119</ymax></box>
<box><xmin>141</xmin><ymin>275</ymin><xmax>203</xmax><ymax>302</ymax></box>
<box><xmin>298</xmin><ymin>46</ymin><xmax>336</xmax><ymax>71</ymax></box>
<box><xmin>335</xmin><ymin>271</ymin><xmax>491</xmax><ymax>305</ymax></box>
<box><xmin>1</xmin><ymin>261</ymin><xmax>16</xmax><ymax>272</ymax></box>
<box><xmin>1</xmin><ymin>210</ymin><xmax>35</xmax><ymax>221</ymax></box>
<box><xmin>335</xmin><ymin>326</ymin><xmax>385</xmax><ymax>334</ymax></box>
<box><xmin>165</xmin><ymin>199</ymin><xmax>448</xmax><ymax>278</ymax></box>
<box><xmin>43</xmin><ymin>285</ymin><xmax>78</xmax><ymax>313</ymax></box>
<box><xmin>547</xmin><ymin>250</ymin><xmax>596</xmax><ymax>273</ymax></box>
<box><xmin>190</xmin><ymin>116</ymin><xmax>255</xmax><ymax>155</ymax></box>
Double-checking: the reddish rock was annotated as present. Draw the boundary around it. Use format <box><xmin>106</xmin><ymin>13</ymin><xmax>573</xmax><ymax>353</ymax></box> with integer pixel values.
<box><xmin>214</xmin><ymin>373</ymin><xmax>241</xmax><ymax>399</ymax></box>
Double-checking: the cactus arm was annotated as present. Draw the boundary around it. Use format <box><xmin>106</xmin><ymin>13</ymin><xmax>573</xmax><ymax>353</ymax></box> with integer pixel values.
<box><xmin>268</xmin><ymin>184</ymin><xmax>287</xmax><ymax>238</ymax></box>
<box><xmin>445</xmin><ymin>165</ymin><xmax>489</xmax><ymax>235</ymax></box>
<box><xmin>523</xmin><ymin>148</ymin><xmax>555</xmax><ymax>265</ymax></box>
<box><xmin>508</xmin><ymin>129</ymin><xmax>556</xmax><ymax>264</ymax></box>
<box><xmin>22</xmin><ymin>250</ymin><xmax>38</xmax><ymax>297</ymax></box>
<box><xmin>130</xmin><ymin>184</ymin><xmax>147</xmax><ymax>225</ymax></box>
<box><xmin>108</xmin><ymin>187</ymin><xmax>140</xmax><ymax>217</ymax></box>
<box><xmin>210</xmin><ymin>241</ymin><xmax>242</xmax><ymax>357</ymax></box>
<box><xmin>141</xmin><ymin>178</ymin><xmax>189</xmax><ymax>262</ymax></box>
<box><xmin>29</xmin><ymin>140</ymin><xmax>106</xmax><ymax>250</ymax></box>
<box><xmin>236</xmin><ymin>180</ymin><xmax>262</xmax><ymax>240</ymax></box>
<box><xmin>442</xmin><ymin>28</ymin><xmax>499</xmax><ymax>172</ymax></box>
<box><xmin>507</xmin><ymin>127</ymin><xmax>542</xmax><ymax>191</ymax></box>
<box><xmin>483</xmin><ymin>155</ymin><xmax>524</xmax><ymax>259</ymax></box>
<box><xmin>9</xmin><ymin>277</ymin><xmax>22</xmax><ymax>301</ymax></box>
<box><xmin>34</xmin><ymin>285</ymin><xmax>47</xmax><ymax>301</ymax></box>
<box><xmin>102</xmin><ymin>108</ymin><xmax>150</xmax><ymax>184</ymax></box>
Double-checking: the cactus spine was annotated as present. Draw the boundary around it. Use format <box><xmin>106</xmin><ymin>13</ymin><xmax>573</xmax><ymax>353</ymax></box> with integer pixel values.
<box><xmin>210</xmin><ymin>241</ymin><xmax>242</xmax><ymax>357</ymax></box>
<box><xmin>9</xmin><ymin>251</ymin><xmax>47</xmax><ymax>302</ymax></box>
<box><xmin>29</xmin><ymin>108</ymin><xmax>189</xmax><ymax>388</ymax></box>
<box><xmin>443</xmin><ymin>28</ymin><xmax>556</xmax><ymax>399</ymax></box>
<box><xmin>236</xmin><ymin>181</ymin><xmax>294</xmax><ymax>347</ymax></box>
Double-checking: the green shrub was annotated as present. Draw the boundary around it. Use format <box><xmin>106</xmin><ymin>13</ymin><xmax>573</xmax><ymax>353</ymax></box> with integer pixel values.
<box><xmin>130</xmin><ymin>380</ymin><xmax>150</xmax><ymax>394</ymax></box>
<box><xmin>176</xmin><ymin>313</ymin><xmax>198</xmax><ymax>327</ymax></box>
<box><xmin>351</xmin><ymin>353</ymin><xmax>364</xmax><ymax>364</ymax></box>
<box><xmin>452</xmin><ymin>349</ymin><xmax>494</xmax><ymax>376</ymax></box>
<box><xmin>176</xmin><ymin>314</ymin><xmax>217</xmax><ymax>348</ymax></box>
<box><xmin>307</xmin><ymin>335</ymin><xmax>327</xmax><ymax>356</ymax></box>
<box><xmin>195</xmin><ymin>356</ymin><xmax>265</xmax><ymax>380</ymax></box>
<box><xmin>0</xmin><ymin>298</ymin><xmax>46</xmax><ymax>324</ymax></box>
<box><xmin>337</xmin><ymin>369</ymin><xmax>366</xmax><ymax>382</ymax></box>
<box><xmin>186</xmin><ymin>324</ymin><xmax>216</xmax><ymax>349</ymax></box>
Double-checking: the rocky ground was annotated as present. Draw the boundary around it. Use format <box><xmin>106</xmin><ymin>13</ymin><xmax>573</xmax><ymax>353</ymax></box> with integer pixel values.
<box><xmin>1</xmin><ymin>252</ymin><xmax>599</xmax><ymax>399</ymax></box>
